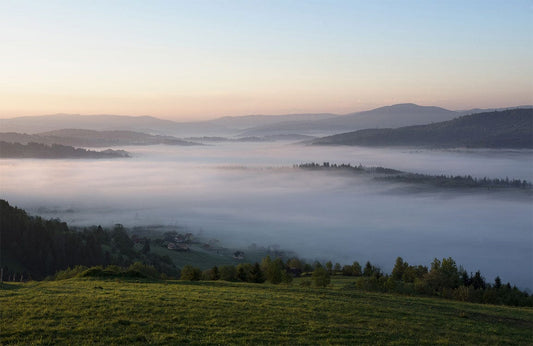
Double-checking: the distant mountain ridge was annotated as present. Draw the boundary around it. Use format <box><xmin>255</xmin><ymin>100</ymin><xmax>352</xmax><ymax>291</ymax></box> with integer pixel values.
<box><xmin>0</xmin><ymin>113</ymin><xmax>337</xmax><ymax>136</ymax></box>
<box><xmin>207</xmin><ymin>113</ymin><xmax>338</xmax><ymax>130</ymax></box>
<box><xmin>239</xmin><ymin>104</ymin><xmax>532</xmax><ymax>137</ymax></box>
<box><xmin>238</xmin><ymin>103</ymin><xmax>458</xmax><ymax>136</ymax></box>
<box><xmin>0</xmin><ymin>114</ymin><xmax>180</xmax><ymax>134</ymax></box>
<box><xmin>311</xmin><ymin>109</ymin><xmax>533</xmax><ymax>148</ymax></box>
<box><xmin>0</xmin><ymin>129</ymin><xmax>199</xmax><ymax>147</ymax></box>
<box><xmin>456</xmin><ymin>105</ymin><xmax>533</xmax><ymax>116</ymax></box>
<box><xmin>0</xmin><ymin>141</ymin><xmax>130</xmax><ymax>159</ymax></box>
<box><xmin>1</xmin><ymin>104</ymin><xmax>531</xmax><ymax>137</ymax></box>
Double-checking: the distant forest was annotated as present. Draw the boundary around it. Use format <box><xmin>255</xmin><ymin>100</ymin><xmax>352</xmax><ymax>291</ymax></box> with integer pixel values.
<box><xmin>0</xmin><ymin>141</ymin><xmax>130</xmax><ymax>159</ymax></box>
<box><xmin>296</xmin><ymin>162</ymin><xmax>532</xmax><ymax>191</ymax></box>
<box><xmin>312</xmin><ymin>109</ymin><xmax>533</xmax><ymax>148</ymax></box>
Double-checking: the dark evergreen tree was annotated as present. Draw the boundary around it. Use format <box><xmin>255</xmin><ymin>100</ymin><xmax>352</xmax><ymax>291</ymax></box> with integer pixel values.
<box><xmin>249</xmin><ymin>263</ymin><xmax>265</xmax><ymax>283</ymax></box>
<box><xmin>392</xmin><ymin>257</ymin><xmax>408</xmax><ymax>281</ymax></box>
<box><xmin>352</xmin><ymin>261</ymin><xmax>362</xmax><ymax>276</ymax></box>
<box><xmin>494</xmin><ymin>276</ymin><xmax>502</xmax><ymax>289</ymax></box>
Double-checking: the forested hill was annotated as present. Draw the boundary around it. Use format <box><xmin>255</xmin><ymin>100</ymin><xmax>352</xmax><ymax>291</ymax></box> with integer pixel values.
<box><xmin>0</xmin><ymin>200</ymin><xmax>177</xmax><ymax>280</ymax></box>
<box><xmin>311</xmin><ymin>109</ymin><xmax>533</xmax><ymax>148</ymax></box>
<box><xmin>0</xmin><ymin>141</ymin><xmax>130</xmax><ymax>159</ymax></box>
<box><xmin>0</xmin><ymin>129</ymin><xmax>199</xmax><ymax>147</ymax></box>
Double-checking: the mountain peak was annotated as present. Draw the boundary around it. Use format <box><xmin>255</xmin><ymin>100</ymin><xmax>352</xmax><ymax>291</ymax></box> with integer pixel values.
<box><xmin>390</xmin><ymin>103</ymin><xmax>419</xmax><ymax>107</ymax></box>
<box><xmin>379</xmin><ymin>103</ymin><xmax>449</xmax><ymax>111</ymax></box>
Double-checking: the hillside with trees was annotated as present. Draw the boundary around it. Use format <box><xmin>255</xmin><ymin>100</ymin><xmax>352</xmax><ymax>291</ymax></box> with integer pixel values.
<box><xmin>0</xmin><ymin>129</ymin><xmax>199</xmax><ymax>147</ymax></box>
<box><xmin>0</xmin><ymin>200</ymin><xmax>177</xmax><ymax>279</ymax></box>
<box><xmin>241</xmin><ymin>103</ymin><xmax>460</xmax><ymax>136</ymax></box>
<box><xmin>0</xmin><ymin>141</ymin><xmax>130</xmax><ymax>159</ymax></box>
<box><xmin>311</xmin><ymin>109</ymin><xmax>533</xmax><ymax>148</ymax></box>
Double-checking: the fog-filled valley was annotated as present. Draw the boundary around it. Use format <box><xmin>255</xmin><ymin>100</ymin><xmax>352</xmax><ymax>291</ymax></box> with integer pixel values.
<box><xmin>4</xmin><ymin>2</ymin><xmax>533</xmax><ymax>343</ymax></box>
<box><xmin>2</xmin><ymin>142</ymin><xmax>532</xmax><ymax>289</ymax></box>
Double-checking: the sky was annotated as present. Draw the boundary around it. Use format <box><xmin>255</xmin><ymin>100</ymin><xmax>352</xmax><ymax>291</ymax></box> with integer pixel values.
<box><xmin>1</xmin><ymin>0</ymin><xmax>532</xmax><ymax>121</ymax></box>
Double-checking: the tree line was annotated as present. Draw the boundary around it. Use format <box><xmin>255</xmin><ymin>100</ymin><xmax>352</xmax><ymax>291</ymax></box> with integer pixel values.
<box><xmin>174</xmin><ymin>255</ymin><xmax>532</xmax><ymax>307</ymax></box>
<box><xmin>296</xmin><ymin>162</ymin><xmax>532</xmax><ymax>189</ymax></box>
<box><xmin>49</xmin><ymin>253</ymin><xmax>532</xmax><ymax>307</ymax></box>
<box><xmin>0</xmin><ymin>141</ymin><xmax>129</xmax><ymax>158</ymax></box>
<box><xmin>352</xmin><ymin>256</ymin><xmax>532</xmax><ymax>307</ymax></box>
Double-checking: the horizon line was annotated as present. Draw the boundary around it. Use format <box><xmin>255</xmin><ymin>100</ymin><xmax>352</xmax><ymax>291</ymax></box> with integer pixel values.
<box><xmin>2</xmin><ymin>103</ymin><xmax>533</xmax><ymax>123</ymax></box>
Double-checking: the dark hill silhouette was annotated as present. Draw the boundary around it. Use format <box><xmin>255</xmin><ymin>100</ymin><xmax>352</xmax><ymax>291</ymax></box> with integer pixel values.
<box><xmin>2</xmin><ymin>105</ymin><xmax>530</xmax><ymax>138</ymax></box>
<box><xmin>240</xmin><ymin>103</ymin><xmax>459</xmax><ymax>136</ymax></box>
<box><xmin>311</xmin><ymin>109</ymin><xmax>533</xmax><ymax>148</ymax></box>
<box><xmin>0</xmin><ymin>113</ymin><xmax>336</xmax><ymax>136</ymax></box>
<box><xmin>0</xmin><ymin>199</ymin><xmax>177</xmax><ymax>280</ymax></box>
<box><xmin>0</xmin><ymin>141</ymin><xmax>130</xmax><ymax>159</ymax></box>
<box><xmin>0</xmin><ymin>114</ymin><xmax>185</xmax><ymax>134</ymax></box>
<box><xmin>0</xmin><ymin>129</ymin><xmax>199</xmax><ymax>147</ymax></box>
<box><xmin>456</xmin><ymin>105</ymin><xmax>533</xmax><ymax>116</ymax></box>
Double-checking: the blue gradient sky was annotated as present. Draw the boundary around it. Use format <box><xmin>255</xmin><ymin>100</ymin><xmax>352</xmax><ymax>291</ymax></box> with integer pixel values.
<box><xmin>1</xmin><ymin>0</ymin><xmax>531</xmax><ymax>120</ymax></box>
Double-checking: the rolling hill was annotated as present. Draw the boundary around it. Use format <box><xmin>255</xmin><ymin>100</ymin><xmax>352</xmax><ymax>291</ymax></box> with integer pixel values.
<box><xmin>0</xmin><ymin>114</ymin><xmax>187</xmax><ymax>135</ymax></box>
<box><xmin>2</xmin><ymin>105</ymin><xmax>531</xmax><ymax>139</ymax></box>
<box><xmin>311</xmin><ymin>109</ymin><xmax>533</xmax><ymax>148</ymax></box>
<box><xmin>0</xmin><ymin>129</ymin><xmax>199</xmax><ymax>147</ymax></box>
<box><xmin>0</xmin><ymin>141</ymin><xmax>130</xmax><ymax>159</ymax></box>
<box><xmin>206</xmin><ymin>113</ymin><xmax>338</xmax><ymax>130</ymax></box>
<box><xmin>240</xmin><ymin>103</ymin><xmax>461</xmax><ymax>136</ymax></box>
<box><xmin>0</xmin><ymin>113</ymin><xmax>336</xmax><ymax>137</ymax></box>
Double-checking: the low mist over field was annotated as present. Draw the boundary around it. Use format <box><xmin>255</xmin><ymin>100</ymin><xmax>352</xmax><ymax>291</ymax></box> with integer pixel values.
<box><xmin>1</xmin><ymin>142</ymin><xmax>532</xmax><ymax>288</ymax></box>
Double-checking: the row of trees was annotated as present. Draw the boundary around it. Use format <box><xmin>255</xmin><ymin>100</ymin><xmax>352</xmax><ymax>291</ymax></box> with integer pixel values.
<box><xmin>177</xmin><ymin>255</ymin><xmax>532</xmax><ymax>307</ymax></box>
<box><xmin>182</xmin><ymin>256</ymin><xmax>292</xmax><ymax>284</ymax></box>
<box><xmin>180</xmin><ymin>256</ymin><xmax>333</xmax><ymax>288</ymax></box>
<box><xmin>296</xmin><ymin>162</ymin><xmax>532</xmax><ymax>189</ymax></box>
<box><xmin>348</xmin><ymin>256</ymin><xmax>532</xmax><ymax>307</ymax></box>
<box><xmin>381</xmin><ymin>173</ymin><xmax>532</xmax><ymax>189</ymax></box>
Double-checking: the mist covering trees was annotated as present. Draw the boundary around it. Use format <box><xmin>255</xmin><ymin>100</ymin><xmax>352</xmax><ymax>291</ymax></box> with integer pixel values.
<box><xmin>1</xmin><ymin>199</ymin><xmax>531</xmax><ymax>307</ymax></box>
<box><xmin>0</xmin><ymin>200</ymin><xmax>178</xmax><ymax>280</ymax></box>
<box><xmin>296</xmin><ymin>162</ymin><xmax>532</xmax><ymax>190</ymax></box>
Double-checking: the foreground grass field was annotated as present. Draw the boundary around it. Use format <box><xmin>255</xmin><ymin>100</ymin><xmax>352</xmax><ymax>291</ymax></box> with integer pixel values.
<box><xmin>1</xmin><ymin>278</ymin><xmax>532</xmax><ymax>344</ymax></box>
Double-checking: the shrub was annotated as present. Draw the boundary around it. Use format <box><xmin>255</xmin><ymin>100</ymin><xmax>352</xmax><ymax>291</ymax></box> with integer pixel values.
<box><xmin>219</xmin><ymin>265</ymin><xmax>237</xmax><ymax>282</ymax></box>
<box><xmin>180</xmin><ymin>265</ymin><xmax>202</xmax><ymax>281</ymax></box>
<box><xmin>312</xmin><ymin>265</ymin><xmax>330</xmax><ymax>288</ymax></box>
<box><xmin>53</xmin><ymin>266</ymin><xmax>88</xmax><ymax>280</ymax></box>
<box><xmin>127</xmin><ymin>262</ymin><xmax>160</xmax><ymax>279</ymax></box>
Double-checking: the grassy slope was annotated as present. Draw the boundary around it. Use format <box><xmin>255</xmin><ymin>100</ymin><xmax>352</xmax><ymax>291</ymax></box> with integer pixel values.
<box><xmin>1</xmin><ymin>278</ymin><xmax>532</xmax><ymax>344</ymax></box>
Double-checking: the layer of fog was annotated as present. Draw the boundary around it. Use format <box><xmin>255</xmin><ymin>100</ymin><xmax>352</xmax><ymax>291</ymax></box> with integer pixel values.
<box><xmin>1</xmin><ymin>142</ymin><xmax>532</xmax><ymax>289</ymax></box>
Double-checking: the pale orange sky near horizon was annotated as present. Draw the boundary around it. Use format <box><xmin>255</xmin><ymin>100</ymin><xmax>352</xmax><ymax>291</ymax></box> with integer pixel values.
<box><xmin>1</xmin><ymin>1</ymin><xmax>531</xmax><ymax>121</ymax></box>
<box><xmin>1</xmin><ymin>91</ymin><xmax>532</xmax><ymax>122</ymax></box>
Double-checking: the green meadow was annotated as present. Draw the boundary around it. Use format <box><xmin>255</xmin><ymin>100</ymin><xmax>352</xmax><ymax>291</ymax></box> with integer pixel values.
<box><xmin>1</xmin><ymin>277</ymin><xmax>532</xmax><ymax>345</ymax></box>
